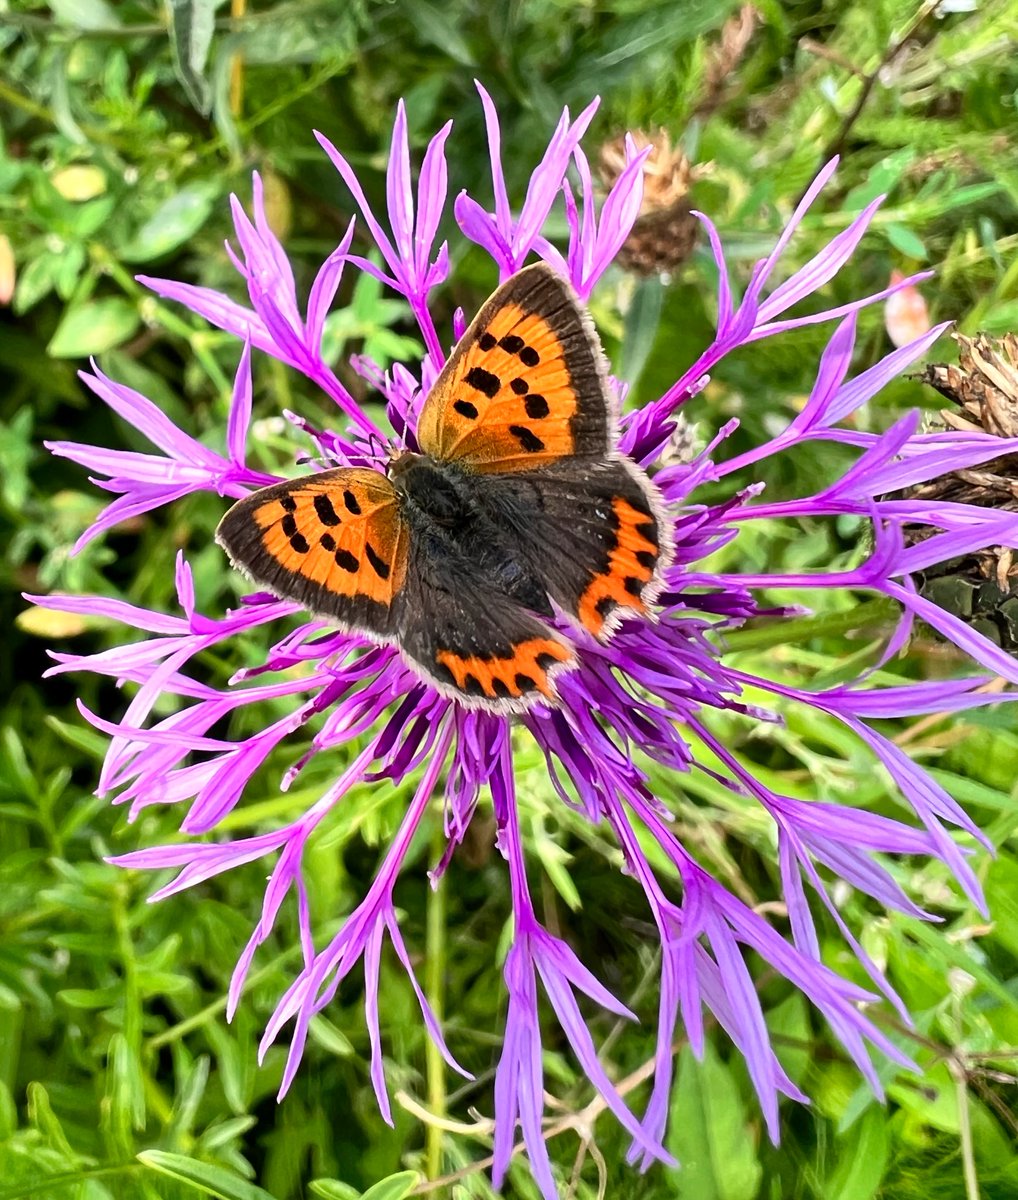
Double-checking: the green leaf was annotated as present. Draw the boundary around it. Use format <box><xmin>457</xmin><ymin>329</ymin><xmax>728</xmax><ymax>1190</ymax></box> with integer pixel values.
<box><xmin>13</xmin><ymin>253</ymin><xmax>63</xmax><ymax>314</ymax></box>
<box><xmin>137</xmin><ymin>1150</ymin><xmax>281</xmax><ymax>1200</ymax></box>
<box><xmin>27</xmin><ymin>1082</ymin><xmax>77</xmax><ymax>1160</ymax></box>
<box><xmin>886</xmin><ymin>222</ymin><xmax>927</xmax><ymax>260</ymax></box>
<box><xmin>120</xmin><ymin>182</ymin><xmax>220</xmax><ymax>262</ymax></box>
<box><xmin>825</xmin><ymin>1106</ymin><xmax>889</xmax><ymax>1200</ymax></box>
<box><xmin>360</xmin><ymin>1173</ymin><xmax>420</xmax><ymax>1200</ymax></box>
<box><xmin>308</xmin><ymin>1183</ymin><xmax>358</xmax><ymax>1200</ymax></box>
<box><xmin>985</xmin><ymin>853</ymin><xmax>1018</xmax><ymax>960</ymax></box>
<box><xmin>168</xmin><ymin>0</ymin><xmax>217</xmax><ymax>114</ymax></box>
<box><xmin>403</xmin><ymin>0</ymin><xmax>475</xmax><ymax>67</ymax></box>
<box><xmin>48</xmin><ymin>0</ymin><xmax>121</xmax><ymax>31</ymax></box>
<box><xmin>47</xmin><ymin>298</ymin><xmax>140</xmax><ymax>357</ymax></box>
<box><xmin>620</xmin><ymin>275</ymin><xmax>665</xmax><ymax>395</ymax></box>
<box><xmin>666</xmin><ymin>1044</ymin><xmax>762</xmax><ymax>1200</ymax></box>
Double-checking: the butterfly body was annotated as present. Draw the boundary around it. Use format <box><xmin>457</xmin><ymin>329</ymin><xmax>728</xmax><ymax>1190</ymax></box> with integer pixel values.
<box><xmin>218</xmin><ymin>264</ymin><xmax>672</xmax><ymax>712</ymax></box>
<box><xmin>389</xmin><ymin>451</ymin><xmax>557</xmax><ymax>619</ymax></box>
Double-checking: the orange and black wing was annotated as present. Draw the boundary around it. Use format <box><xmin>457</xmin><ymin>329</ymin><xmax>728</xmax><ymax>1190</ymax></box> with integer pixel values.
<box><xmin>395</xmin><ymin>516</ymin><xmax>576</xmax><ymax>712</ymax></box>
<box><xmin>415</xmin><ymin>263</ymin><xmax>611</xmax><ymax>472</ymax></box>
<box><xmin>216</xmin><ymin>467</ymin><xmax>408</xmax><ymax>638</ymax></box>
<box><xmin>217</xmin><ymin>467</ymin><xmax>577</xmax><ymax>710</ymax></box>
<box><xmin>465</xmin><ymin>456</ymin><xmax>670</xmax><ymax>643</ymax></box>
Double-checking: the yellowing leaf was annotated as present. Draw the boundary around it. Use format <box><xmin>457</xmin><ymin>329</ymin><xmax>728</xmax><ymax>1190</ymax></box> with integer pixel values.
<box><xmin>16</xmin><ymin>607</ymin><xmax>88</xmax><ymax>639</ymax></box>
<box><xmin>51</xmin><ymin>164</ymin><xmax>108</xmax><ymax>201</ymax></box>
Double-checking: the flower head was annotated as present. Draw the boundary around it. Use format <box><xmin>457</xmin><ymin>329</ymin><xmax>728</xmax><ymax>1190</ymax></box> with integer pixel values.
<box><xmin>31</xmin><ymin>83</ymin><xmax>1018</xmax><ymax>1197</ymax></box>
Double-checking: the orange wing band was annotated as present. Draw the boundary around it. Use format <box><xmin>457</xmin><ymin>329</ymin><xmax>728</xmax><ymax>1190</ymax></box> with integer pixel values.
<box><xmin>578</xmin><ymin>497</ymin><xmax>660</xmax><ymax>637</ymax></box>
<box><xmin>435</xmin><ymin>636</ymin><xmax>573</xmax><ymax>702</ymax></box>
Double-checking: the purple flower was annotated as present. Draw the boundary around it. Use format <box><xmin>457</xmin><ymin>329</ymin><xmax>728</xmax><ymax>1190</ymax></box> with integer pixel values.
<box><xmin>30</xmin><ymin>82</ymin><xmax>1018</xmax><ymax>1197</ymax></box>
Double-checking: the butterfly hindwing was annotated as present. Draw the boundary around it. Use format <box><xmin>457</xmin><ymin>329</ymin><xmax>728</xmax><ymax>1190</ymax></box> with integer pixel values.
<box><xmin>395</xmin><ymin>523</ymin><xmax>576</xmax><ymax>710</ymax></box>
<box><xmin>464</xmin><ymin>456</ymin><xmax>669</xmax><ymax>641</ymax></box>
<box><xmin>416</xmin><ymin>263</ymin><xmax>611</xmax><ymax>472</ymax></box>
<box><xmin>216</xmin><ymin>468</ymin><xmax>408</xmax><ymax>637</ymax></box>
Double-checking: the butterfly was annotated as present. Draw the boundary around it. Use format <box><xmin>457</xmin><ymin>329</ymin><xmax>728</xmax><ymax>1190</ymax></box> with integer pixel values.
<box><xmin>217</xmin><ymin>263</ymin><xmax>671</xmax><ymax>713</ymax></box>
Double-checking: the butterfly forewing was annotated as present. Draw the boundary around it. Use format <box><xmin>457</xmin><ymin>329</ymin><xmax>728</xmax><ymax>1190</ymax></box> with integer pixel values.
<box><xmin>416</xmin><ymin>263</ymin><xmax>611</xmax><ymax>472</ymax></box>
<box><xmin>216</xmin><ymin>468</ymin><xmax>408</xmax><ymax>636</ymax></box>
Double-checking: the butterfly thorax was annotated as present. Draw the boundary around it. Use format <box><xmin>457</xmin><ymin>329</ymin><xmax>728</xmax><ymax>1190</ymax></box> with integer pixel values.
<box><xmin>388</xmin><ymin>452</ymin><xmax>475</xmax><ymax>528</ymax></box>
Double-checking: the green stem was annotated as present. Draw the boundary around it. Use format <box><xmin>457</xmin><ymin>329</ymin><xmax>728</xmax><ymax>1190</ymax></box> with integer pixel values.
<box><xmin>424</xmin><ymin>821</ymin><xmax>448</xmax><ymax>1181</ymax></box>
<box><xmin>721</xmin><ymin>597</ymin><xmax>897</xmax><ymax>652</ymax></box>
<box><xmin>96</xmin><ymin>249</ymin><xmax>232</xmax><ymax>396</ymax></box>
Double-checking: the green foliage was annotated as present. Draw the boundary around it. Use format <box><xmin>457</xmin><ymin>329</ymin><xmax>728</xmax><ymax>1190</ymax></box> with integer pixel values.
<box><xmin>2</xmin><ymin>0</ymin><xmax>1017</xmax><ymax>1197</ymax></box>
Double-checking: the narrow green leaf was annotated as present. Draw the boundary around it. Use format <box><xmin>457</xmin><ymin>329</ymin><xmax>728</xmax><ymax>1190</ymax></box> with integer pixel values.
<box><xmin>360</xmin><ymin>1173</ymin><xmax>420</xmax><ymax>1200</ymax></box>
<box><xmin>47</xmin><ymin>298</ymin><xmax>141</xmax><ymax>358</ymax></box>
<box><xmin>137</xmin><ymin>1150</ymin><xmax>280</xmax><ymax>1200</ymax></box>
<box><xmin>666</xmin><ymin>1044</ymin><xmax>762</xmax><ymax>1200</ymax></box>
<box><xmin>0</xmin><ymin>1081</ymin><xmax>16</xmax><ymax>1140</ymax></box>
<box><xmin>620</xmin><ymin>275</ymin><xmax>665</xmax><ymax>395</ymax></box>
<box><xmin>886</xmin><ymin>222</ymin><xmax>927</xmax><ymax>260</ymax></box>
<box><xmin>120</xmin><ymin>183</ymin><xmax>220</xmax><ymax>262</ymax></box>
<box><xmin>107</xmin><ymin>1031</ymin><xmax>146</xmax><ymax>1138</ymax></box>
<box><xmin>44</xmin><ymin>715</ymin><xmax>110</xmax><ymax>762</ymax></box>
<box><xmin>308</xmin><ymin>1183</ymin><xmax>358</xmax><ymax>1200</ymax></box>
<box><xmin>825</xmin><ymin>1107</ymin><xmax>889</xmax><ymax>1200</ymax></box>
<box><xmin>49</xmin><ymin>0</ymin><xmax>121</xmax><ymax>30</ymax></box>
<box><xmin>27</xmin><ymin>1082</ymin><xmax>77</xmax><ymax>1160</ymax></box>
<box><xmin>168</xmin><ymin>0</ymin><xmax>217</xmax><ymax>114</ymax></box>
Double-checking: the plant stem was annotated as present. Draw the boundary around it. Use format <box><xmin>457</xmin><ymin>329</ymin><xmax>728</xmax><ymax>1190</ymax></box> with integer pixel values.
<box><xmin>425</xmin><ymin>820</ymin><xmax>448</xmax><ymax>1181</ymax></box>
<box><xmin>721</xmin><ymin>597</ymin><xmax>897</xmax><ymax>652</ymax></box>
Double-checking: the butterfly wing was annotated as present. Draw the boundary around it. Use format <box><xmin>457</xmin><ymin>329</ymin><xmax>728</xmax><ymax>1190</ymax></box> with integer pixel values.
<box><xmin>217</xmin><ymin>466</ymin><xmax>576</xmax><ymax>710</ymax></box>
<box><xmin>416</xmin><ymin>263</ymin><xmax>611</xmax><ymax>472</ymax></box>
<box><xmin>465</xmin><ymin>456</ymin><xmax>670</xmax><ymax>641</ymax></box>
<box><xmin>216</xmin><ymin>468</ymin><xmax>408</xmax><ymax>638</ymax></box>
<box><xmin>396</xmin><ymin>519</ymin><xmax>575</xmax><ymax>711</ymax></box>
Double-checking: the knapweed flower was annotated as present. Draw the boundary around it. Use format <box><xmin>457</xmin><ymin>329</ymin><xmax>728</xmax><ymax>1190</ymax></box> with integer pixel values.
<box><xmin>33</xmin><ymin>85</ymin><xmax>1018</xmax><ymax>1197</ymax></box>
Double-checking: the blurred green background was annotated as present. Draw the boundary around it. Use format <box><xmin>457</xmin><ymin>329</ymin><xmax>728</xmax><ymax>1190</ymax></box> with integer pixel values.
<box><xmin>2</xmin><ymin>0</ymin><xmax>1018</xmax><ymax>1197</ymax></box>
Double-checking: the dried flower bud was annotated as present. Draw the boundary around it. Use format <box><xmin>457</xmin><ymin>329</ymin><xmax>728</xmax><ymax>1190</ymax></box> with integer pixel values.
<box><xmin>904</xmin><ymin>332</ymin><xmax>1018</xmax><ymax>645</ymax></box>
<box><xmin>598</xmin><ymin>130</ymin><xmax>699</xmax><ymax>276</ymax></box>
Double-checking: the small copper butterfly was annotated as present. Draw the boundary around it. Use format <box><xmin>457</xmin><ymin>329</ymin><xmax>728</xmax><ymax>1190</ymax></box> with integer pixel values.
<box><xmin>217</xmin><ymin>264</ymin><xmax>671</xmax><ymax>712</ymax></box>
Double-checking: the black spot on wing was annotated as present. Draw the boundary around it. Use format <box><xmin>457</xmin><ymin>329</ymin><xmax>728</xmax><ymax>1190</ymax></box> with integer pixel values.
<box><xmin>462</xmin><ymin>674</ymin><xmax>486</xmax><ymax>697</ymax></box>
<box><xmin>290</xmin><ymin>533</ymin><xmax>310</xmax><ymax>555</ymax></box>
<box><xmin>279</xmin><ymin>495</ymin><xmax>297</xmax><ymax>513</ymax></box>
<box><xmin>281</xmin><ymin>514</ymin><xmax>298</xmax><ymax>537</ymax></box>
<box><xmin>314</xmin><ymin>493</ymin><xmax>341</xmax><ymax>526</ymax></box>
<box><xmin>320</xmin><ymin>533</ymin><xmax>336</xmax><ymax>552</ymax></box>
<box><xmin>453</xmin><ymin>399</ymin><xmax>479</xmax><ymax>419</ymax></box>
<box><xmin>365</xmin><ymin>542</ymin><xmax>391</xmax><ymax>580</ymax></box>
<box><xmin>478</xmin><ymin>331</ymin><xmax>497</xmax><ymax>351</ymax></box>
<box><xmin>524</xmin><ymin>394</ymin><xmax>549</xmax><ymax>419</ymax></box>
<box><xmin>519</xmin><ymin>346</ymin><xmax>540</xmax><ymax>367</ymax></box>
<box><xmin>343</xmin><ymin>489</ymin><xmax>361</xmax><ymax>515</ymax></box>
<box><xmin>510</xmin><ymin>377</ymin><xmax>529</xmax><ymax>395</ymax></box>
<box><xmin>335</xmin><ymin>548</ymin><xmax>359</xmax><ymax>572</ymax></box>
<box><xmin>508</xmin><ymin>425</ymin><xmax>544</xmax><ymax>453</ymax></box>
<box><xmin>465</xmin><ymin>366</ymin><xmax>501</xmax><ymax>398</ymax></box>
<box><xmin>499</xmin><ymin>334</ymin><xmax>524</xmax><ymax>354</ymax></box>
